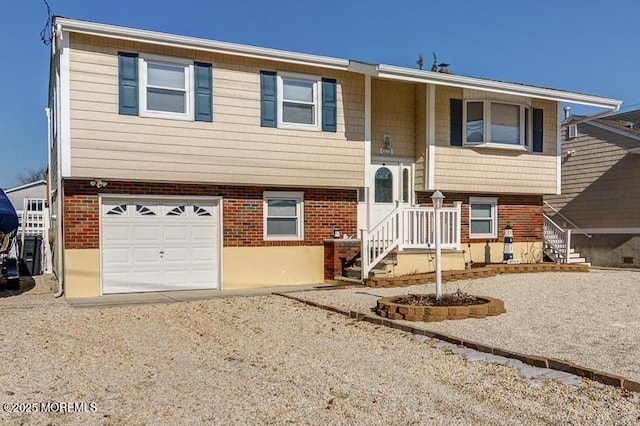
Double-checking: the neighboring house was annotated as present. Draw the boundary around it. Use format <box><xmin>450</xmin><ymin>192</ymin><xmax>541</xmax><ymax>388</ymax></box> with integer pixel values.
<box><xmin>47</xmin><ymin>17</ymin><xmax>621</xmax><ymax>298</ymax></box>
<box><xmin>4</xmin><ymin>180</ymin><xmax>51</xmax><ymax>274</ymax></box>
<box><xmin>545</xmin><ymin>110</ymin><xmax>640</xmax><ymax>267</ymax></box>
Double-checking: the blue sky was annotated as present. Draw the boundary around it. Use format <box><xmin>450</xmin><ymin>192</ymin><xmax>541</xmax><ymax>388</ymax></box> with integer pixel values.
<box><xmin>2</xmin><ymin>0</ymin><xmax>639</xmax><ymax>188</ymax></box>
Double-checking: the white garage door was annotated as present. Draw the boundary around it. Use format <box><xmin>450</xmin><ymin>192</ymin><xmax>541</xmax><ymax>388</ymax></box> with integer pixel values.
<box><xmin>101</xmin><ymin>198</ymin><xmax>221</xmax><ymax>294</ymax></box>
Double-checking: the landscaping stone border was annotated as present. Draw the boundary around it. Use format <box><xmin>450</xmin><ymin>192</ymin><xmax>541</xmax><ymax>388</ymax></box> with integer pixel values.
<box><xmin>275</xmin><ymin>292</ymin><xmax>640</xmax><ymax>394</ymax></box>
<box><xmin>376</xmin><ymin>295</ymin><xmax>506</xmax><ymax>322</ymax></box>
<box><xmin>367</xmin><ymin>262</ymin><xmax>589</xmax><ymax>288</ymax></box>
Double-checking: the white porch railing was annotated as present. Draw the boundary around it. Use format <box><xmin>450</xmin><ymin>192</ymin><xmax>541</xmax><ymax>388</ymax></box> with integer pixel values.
<box><xmin>543</xmin><ymin>213</ymin><xmax>571</xmax><ymax>263</ymax></box>
<box><xmin>360</xmin><ymin>202</ymin><xmax>462</xmax><ymax>279</ymax></box>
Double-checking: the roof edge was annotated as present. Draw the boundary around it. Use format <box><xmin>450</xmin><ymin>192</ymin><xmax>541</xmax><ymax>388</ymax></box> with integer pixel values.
<box><xmin>54</xmin><ymin>17</ymin><xmax>351</xmax><ymax>71</ymax></box>
<box><xmin>377</xmin><ymin>65</ymin><xmax>622</xmax><ymax>109</ymax></box>
<box><xmin>54</xmin><ymin>17</ymin><xmax>622</xmax><ymax>109</ymax></box>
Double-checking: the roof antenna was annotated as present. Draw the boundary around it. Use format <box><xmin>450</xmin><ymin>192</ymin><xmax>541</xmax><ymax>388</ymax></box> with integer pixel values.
<box><xmin>432</xmin><ymin>52</ymin><xmax>453</xmax><ymax>74</ymax></box>
<box><xmin>431</xmin><ymin>52</ymin><xmax>438</xmax><ymax>72</ymax></box>
<box><xmin>417</xmin><ymin>54</ymin><xmax>424</xmax><ymax>70</ymax></box>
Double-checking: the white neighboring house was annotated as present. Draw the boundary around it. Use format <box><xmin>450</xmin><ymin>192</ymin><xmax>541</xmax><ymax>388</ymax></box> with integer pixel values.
<box><xmin>4</xmin><ymin>180</ymin><xmax>51</xmax><ymax>274</ymax></box>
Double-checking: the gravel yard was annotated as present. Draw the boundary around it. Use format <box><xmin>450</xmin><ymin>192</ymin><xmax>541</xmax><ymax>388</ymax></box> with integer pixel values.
<box><xmin>292</xmin><ymin>269</ymin><xmax>640</xmax><ymax>384</ymax></box>
<box><xmin>0</xmin><ymin>272</ymin><xmax>639</xmax><ymax>425</ymax></box>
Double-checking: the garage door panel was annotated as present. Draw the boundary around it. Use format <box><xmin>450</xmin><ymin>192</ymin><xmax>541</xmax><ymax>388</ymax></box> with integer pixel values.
<box><xmin>191</xmin><ymin>224</ymin><xmax>216</xmax><ymax>241</ymax></box>
<box><xmin>163</xmin><ymin>225</ymin><xmax>190</xmax><ymax>242</ymax></box>
<box><xmin>191</xmin><ymin>246</ymin><xmax>216</xmax><ymax>262</ymax></box>
<box><xmin>133</xmin><ymin>225</ymin><xmax>162</xmax><ymax>242</ymax></box>
<box><xmin>102</xmin><ymin>247</ymin><xmax>131</xmax><ymax>264</ymax></box>
<box><xmin>133</xmin><ymin>247</ymin><xmax>160</xmax><ymax>264</ymax></box>
<box><xmin>102</xmin><ymin>225</ymin><xmax>131</xmax><ymax>243</ymax></box>
<box><xmin>132</xmin><ymin>270</ymin><xmax>164</xmax><ymax>291</ymax></box>
<box><xmin>102</xmin><ymin>198</ymin><xmax>220</xmax><ymax>294</ymax></box>
<box><xmin>163</xmin><ymin>247</ymin><xmax>189</xmax><ymax>263</ymax></box>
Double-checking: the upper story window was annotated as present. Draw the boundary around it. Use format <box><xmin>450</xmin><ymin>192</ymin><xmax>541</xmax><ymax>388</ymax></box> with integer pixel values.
<box><xmin>464</xmin><ymin>100</ymin><xmax>531</xmax><ymax>148</ymax></box>
<box><xmin>144</xmin><ymin>61</ymin><xmax>190</xmax><ymax>115</ymax></box>
<box><xmin>118</xmin><ymin>52</ymin><xmax>212</xmax><ymax>122</ymax></box>
<box><xmin>260</xmin><ymin>70</ymin><xmax>337</xmax><ymax>132</ymax></box>
<box><xmin>278</xmin><ymin>74</ymin><xmax>319</xmax><ymax>129</ymax></box>
<box><xmin>278</xmin><ymin>72</ymin><xmax>320</xmax><ymax>130</ymax></box>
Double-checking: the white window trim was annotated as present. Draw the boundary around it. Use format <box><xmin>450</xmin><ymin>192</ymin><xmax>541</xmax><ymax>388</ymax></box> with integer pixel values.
<box><xmin>263</xmin><ymin>191</ymin><xmax>305</xmax><ymax>241</ymax></box>
<box><xmin>469</xmin><ymin>197</ymin><xmax>498</xmax><ymax>239</ymax></box>
<box><xmin>463</xmin><ymin>100</ymin><xmax>532</xmax><ymax>149</ymax></box>
<box><xmin>277</xmin><ymin>71</ymin><xmax>321</xmax><ymax>131</ymax></box>
<box><xmin>139</xmin><ymin>53</ymin><xmax>194</xmax><ymax>121</ymax></box>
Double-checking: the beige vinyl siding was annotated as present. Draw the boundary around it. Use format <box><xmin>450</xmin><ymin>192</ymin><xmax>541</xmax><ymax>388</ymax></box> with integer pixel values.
<box><xmin>414</xmin><ymin>85</ymin><xmax>427</xmax><ymax>190</ymax></box>
<box><xmin>68</xmin><ymin>34</ymin><xmax>365</xmax><ymax>188</ymax></box>
<box><xmin>432</xmin><ymin>86</ymin><xmax>558</xmax><ymax>194</ymax></box>
<box><xmin>546</xmin><ymin>123</ymin><xmax>640</xmax><ymax>228</ymax></box>
<box><xmin>371</xmin><ymin>78</ymin><xmax>415</xmax><ymax>158</ymax></box>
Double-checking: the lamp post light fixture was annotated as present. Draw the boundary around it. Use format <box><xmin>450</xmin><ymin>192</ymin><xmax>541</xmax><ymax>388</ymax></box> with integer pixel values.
<box><xmin>431</xmin><ymin>190</ymin><xmax>445</xmax><ymax>300</ymax></box>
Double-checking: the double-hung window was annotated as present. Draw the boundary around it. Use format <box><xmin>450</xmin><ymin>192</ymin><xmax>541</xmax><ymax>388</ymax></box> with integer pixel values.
<box><xmin>140</xmin><ymin>55</ymin><xmax>192</xmax><ymax>119</ymax></box>
<box><xmin>119</xmin><ymin>51</ymin><xmax>213</xmax><ymax>122</ymax></box>
<box><xmin>464</xmin><ymin>101</ymin><xmax>531</xmax><ymax>148</ymax></box>
<box><xmin>469</xmin><ymin>197</ymin><xmax>498</xmax><ymax>239</ymax></box>
<box><xmin>277</xmin><ymin>72</ymin><xmax>320</xmax><ymax>130</ymax></box>
<box><xmin>263</xmin><ymin>191</ymin><xmax>304</xmax><ymax>241</ymax></box>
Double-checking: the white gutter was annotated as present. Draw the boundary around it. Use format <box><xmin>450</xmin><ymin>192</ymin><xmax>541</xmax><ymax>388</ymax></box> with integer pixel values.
<box><xmin>377</xmin><ymin>65</ymin><xmax>622</xmax><ymax>110</ymax></box>
<box><xmin>563</xmin><ymin>105</ymin><xmax>622</xmax><ymax>126</ymax></box>
<box><xmin>55</xmin><ymin>17</ymin><xmax>350</xmax><ymax>71</ymax></box>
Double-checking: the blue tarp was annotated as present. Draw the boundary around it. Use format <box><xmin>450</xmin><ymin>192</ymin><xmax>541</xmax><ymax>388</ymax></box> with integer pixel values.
<box><xmin>0</xmin><ymin>189</ymin><xmax>19</xmax><ymax>234</ymax></box>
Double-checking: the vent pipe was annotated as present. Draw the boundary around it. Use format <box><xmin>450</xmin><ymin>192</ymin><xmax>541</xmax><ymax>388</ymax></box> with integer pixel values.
<box><xmin>564</xmin><ymin>106</ymin><xmax>571</xmax><ymax>120</ymax></box>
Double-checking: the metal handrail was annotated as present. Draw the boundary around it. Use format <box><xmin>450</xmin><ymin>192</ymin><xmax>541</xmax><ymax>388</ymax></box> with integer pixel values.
<box><xmin>543</xmin><ymin>201</ymin><xmax>592</xmax><ymax>238</ymax></box>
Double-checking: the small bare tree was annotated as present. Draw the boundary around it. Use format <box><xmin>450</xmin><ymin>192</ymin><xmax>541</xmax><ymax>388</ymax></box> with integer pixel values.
<box><xmin>15</xmin><ymin>165</ymin><xmax>48</xmax><ymax>185</ymax></box>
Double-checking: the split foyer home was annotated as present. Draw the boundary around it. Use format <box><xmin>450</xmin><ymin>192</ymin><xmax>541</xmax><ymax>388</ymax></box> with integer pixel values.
<box><xmin>47</xmin><ymin>17</ymin><xmax>622</xmax><ymax>298</ymax></box>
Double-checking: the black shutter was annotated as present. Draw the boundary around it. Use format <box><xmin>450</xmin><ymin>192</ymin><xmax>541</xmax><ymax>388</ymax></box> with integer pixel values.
<box><xmin>533</xmin><ymin>108</ymin><xmax>544</xmax><ymax>153</ymax></box>
<box><xmin>450</xmin><ymin>99</ymin><xmax>463</xmax><ymax>146</ymax></box>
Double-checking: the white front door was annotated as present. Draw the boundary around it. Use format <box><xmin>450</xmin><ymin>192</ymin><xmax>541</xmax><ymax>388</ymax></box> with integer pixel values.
<box><xmin>367</xmin><ymin>162</ymin><xmax>413</xmax><ymax>229</ymax></box>
<box><xmin>101</xmin><ymin>197</ymin><xmax>221</xmax><ymax>294</ymax></box>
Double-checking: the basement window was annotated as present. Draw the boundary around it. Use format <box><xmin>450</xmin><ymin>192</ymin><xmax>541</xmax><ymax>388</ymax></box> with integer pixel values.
<box><xmin>263</xmin><ymin>191</ymin><xmax>304</xmax><ymax>241</ymax></box>
<box><xmin>469</xmin><ymin>197</ymin><xmax>498</xmax><ymax>239</ymax></box>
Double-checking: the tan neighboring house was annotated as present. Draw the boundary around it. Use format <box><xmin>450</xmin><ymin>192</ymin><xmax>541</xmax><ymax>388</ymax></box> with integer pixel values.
<box><xmin>545</xmin><ymin>110</ymin><xmax>640</xmax><ymax>267</ymax></box>
<box><xmin>47</xmin><ymin>17</ymin><xmax>621</xmax><ymax>299</ymax></box>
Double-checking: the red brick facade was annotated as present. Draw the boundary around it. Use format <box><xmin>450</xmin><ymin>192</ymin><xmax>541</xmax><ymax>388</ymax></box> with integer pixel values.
<box><xmin>415</xmin><ymin>192</ymin><xmax>543</xmax><ymax>244</ymax></box>
<box><xmin>323</xmin><ymin>239</ymin><xmax>361</xmax><ymax>280</ymax></box>
<box><xmin>63</xmin><ymin>180</ymin><xmax>358</xmax><ymax>249</ymax></box>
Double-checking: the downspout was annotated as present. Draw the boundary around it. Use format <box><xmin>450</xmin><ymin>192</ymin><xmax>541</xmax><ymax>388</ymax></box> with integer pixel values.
<box><xmin>52</xmin><ymin>24</ymin><xmax>64</xmax><ymax>298</ymax></box>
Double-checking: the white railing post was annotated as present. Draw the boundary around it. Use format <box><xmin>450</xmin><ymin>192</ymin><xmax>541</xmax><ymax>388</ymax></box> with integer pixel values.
<box><xmin>360</xmin><ymin>228</ymin><xmax>368</xmax><ymax>280</ymax></box>
<box><xmin>454</xmin><ymin>201</ymin><xmax>462</xmax><ymax>250</ymax></box>
<box><xmin>397</xmin><ymin>201</ymin><xmax>405</xmax><ymax>252</ymax></box>
<box><xmin>565</xmin><ymin>229</ymin><xmax>572</xmax><ymax>264</ymax></box>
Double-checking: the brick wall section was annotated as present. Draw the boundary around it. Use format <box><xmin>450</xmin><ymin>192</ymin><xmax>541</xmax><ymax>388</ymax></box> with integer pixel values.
<box><xmin>415</xmin><ymin>192</ymin><xmax>543</xmax><ymax>244</ymax></box>
<box><xmin>323</xmin><ymin>239</ymin><xmax>361</xmax><ymax>280</ymax></box>
<box><xmin>63</xmin><ymin>180</ymin><xmax>357</xmax><ymax>249</ymax></box>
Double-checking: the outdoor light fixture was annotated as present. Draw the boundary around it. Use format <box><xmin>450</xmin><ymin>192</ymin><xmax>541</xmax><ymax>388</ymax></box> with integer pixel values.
<box><xmin>431</xmin><ymin>190</ymin><xmax>445</xmax><ymax>300</ymax></box>
<box><xmin>333</xmin><ymin>229</ymin><xmax>340</xmax><ymax>239</ymax></box>
<box><xmin>90</xmin><ymin>179</ymin><xmax>108</xmax><ymax>189</ymax></box>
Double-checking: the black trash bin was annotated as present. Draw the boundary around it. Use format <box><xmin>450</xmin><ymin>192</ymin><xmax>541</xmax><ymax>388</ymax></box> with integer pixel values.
<box><xmin>21</xmin><ymin>235</ymin><xmax>43</xmax><ymax>276</ymax></box>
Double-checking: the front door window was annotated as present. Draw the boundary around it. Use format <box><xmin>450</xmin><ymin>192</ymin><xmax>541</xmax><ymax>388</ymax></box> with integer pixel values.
<box><xmin>374</xmin><ymin>167</ymin><xmax>393</xmax><ymax>203</ymax></box>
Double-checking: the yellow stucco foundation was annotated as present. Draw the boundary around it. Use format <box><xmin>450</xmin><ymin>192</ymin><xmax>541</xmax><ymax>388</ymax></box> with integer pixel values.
<box><xmin>385</xmin><ymin>251</ymin><xmax>465</xmax><ymax>277</ymax></box>
<box><xmin>64</xmin><ymin>249</ymin><xmax>100</xmax><ymax>298</ymax></box>
<box><xmin>223</xmin><ymin>246</ymin><xmax>324</xmax><ymax>290</ymax></box>
<box><xmin>383</xmin><ymin>241</ymin><xmax>543</xmax><ymax>277</ymax></box>
<box><xmin>466</xmin><ymin>241</ymin><xmax>543</xmax><ymax>264</ymax></box>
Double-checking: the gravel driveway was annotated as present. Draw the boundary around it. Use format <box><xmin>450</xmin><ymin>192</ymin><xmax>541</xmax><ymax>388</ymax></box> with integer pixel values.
<box><xmin>0</xmin><ymin>272</ymin><xmax>639</xmax><ymax>425</ymax></box>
